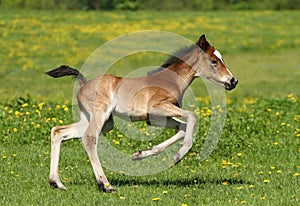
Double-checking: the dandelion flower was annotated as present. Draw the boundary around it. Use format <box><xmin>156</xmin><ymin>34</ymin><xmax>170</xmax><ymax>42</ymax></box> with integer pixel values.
<box><xmin>113</xmin><ymin>140</ymin><xmax>120</xmax><ymax>145</ymax></box>
<box><xmin>38</xmin><ymin>102</ymin><xmax>45</xmax><ymax>110</ymax></box>
<box><xmin>21</xmin><ymin>103</ymin><xmax>28</xmax><ymax>107</ymax></box>
<box><xmin>222</xmin><ymin>181</ymin><xmax>229</xmax><ymax>185</ymax></box>
<box><xmin>152</xmin><ymin>197</ymin><xmax>160</xmax><ymax>201</ymax></box>
<box><xmin>260</xmin><ymin>196</ymin><xmax>266</xmax><ymax>200</ymax></box>
<box><xmin>263</xmin><ymin>179</ymin><xmax>270</xmax><ymax>183</ymax></box>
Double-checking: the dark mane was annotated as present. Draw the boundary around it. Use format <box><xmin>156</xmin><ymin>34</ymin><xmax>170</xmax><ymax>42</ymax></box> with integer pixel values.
<box><xmin>148</xmin><ymin>44</ymin><xmax>198</xmax><ymax>75</ymax></box>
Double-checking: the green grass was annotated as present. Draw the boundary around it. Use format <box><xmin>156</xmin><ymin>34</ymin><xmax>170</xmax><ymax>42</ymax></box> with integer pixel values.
<box><xmin>0</xmin><ymin>9</ymin><xmax>300</xmax><ymax>205</ymax></box>
<box><xmin>1</xmin><ymin>97</ymin><xmax>299</xmax><ymax>205</ymax></box>
<box><xmin>0</xmin><ymin>9</ymin><xmax>299</xmax><ymax>101</ymax></box>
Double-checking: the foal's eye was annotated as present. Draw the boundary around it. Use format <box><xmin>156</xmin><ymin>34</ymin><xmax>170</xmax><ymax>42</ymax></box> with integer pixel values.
<box><xmin>211</xmin><ymin>59</ymin><xmax>217</xmax><ymax>66</ymax></box>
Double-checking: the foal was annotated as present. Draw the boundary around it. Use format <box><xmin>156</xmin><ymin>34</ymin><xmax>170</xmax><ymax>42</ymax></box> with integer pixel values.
<box><xmin>47</xmin><ymin>34</ymin><xmax>238</xmax><ymax>192</ymax></box>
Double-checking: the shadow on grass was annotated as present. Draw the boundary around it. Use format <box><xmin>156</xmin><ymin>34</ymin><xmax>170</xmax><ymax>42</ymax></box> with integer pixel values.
<box><xmin>110</xmin><ymin>176</ymin><xmax>251</xmax><ymax>187</ymax></box>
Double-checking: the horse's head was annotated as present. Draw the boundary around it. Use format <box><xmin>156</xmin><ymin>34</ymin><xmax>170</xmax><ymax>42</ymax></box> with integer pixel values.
<box><xmin>195</xmin><ymin>34</ymin><xmax>238</xmax><ymax>91</ymax></box>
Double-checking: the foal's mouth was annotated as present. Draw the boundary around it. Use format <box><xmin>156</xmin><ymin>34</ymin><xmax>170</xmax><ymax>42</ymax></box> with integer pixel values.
<box><xmin>207</xmin><ymin>77</ymin><xmax>238</xmax><ymax>91</ymax></box>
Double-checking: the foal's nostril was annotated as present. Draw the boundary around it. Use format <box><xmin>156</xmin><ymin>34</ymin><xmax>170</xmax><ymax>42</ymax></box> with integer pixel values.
<box><xmin>231</xmin><ymin>77</ymin><xmax>238</xmax><ymax>86</ymax></box>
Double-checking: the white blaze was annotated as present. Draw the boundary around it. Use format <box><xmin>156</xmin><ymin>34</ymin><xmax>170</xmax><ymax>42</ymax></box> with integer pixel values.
<box><xmin>214</xmin><ymin>49</ymin><xmax>233</xmax><ymax>76</ymax></box>
<box><xmin>213</xmin><ymin>50</ymin><xmax>224</xmax><ymax>63</ymax></box>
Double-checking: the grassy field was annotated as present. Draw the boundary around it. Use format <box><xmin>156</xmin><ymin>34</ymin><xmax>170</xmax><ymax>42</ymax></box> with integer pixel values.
<box><xmin>0</xmin><ymin>9</ymin><xmax>300</xmax><ymax>205</ymax></box>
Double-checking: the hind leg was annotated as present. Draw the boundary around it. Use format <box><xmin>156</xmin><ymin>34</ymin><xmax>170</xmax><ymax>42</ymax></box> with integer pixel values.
<box><xmin>49</xmin><ymin>112</ymin><xmax>88</xmax><ymax>190</ymax></box>
<box><xmin>82</xmin><ymin>109</ymin><xmax>115</xmax><ymax>192</ymax></box>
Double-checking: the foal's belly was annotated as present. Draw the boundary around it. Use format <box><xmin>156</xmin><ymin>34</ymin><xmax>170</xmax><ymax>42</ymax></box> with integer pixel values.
<box><xmin>113</xmin><ymin>104</ymin><xmax>149</xmax><ymax>122</ymax></box>
<box><xmin>113</xmin><ymin>110</ymin><xmax>148</xmax><ymax>122</ymax></box>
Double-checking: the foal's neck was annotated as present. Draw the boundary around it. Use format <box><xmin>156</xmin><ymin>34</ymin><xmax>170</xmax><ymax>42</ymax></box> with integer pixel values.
<box><xmin>167</xmin><ymin>61</ymin><xmax>196</xmax><ymax>87</ymax></box>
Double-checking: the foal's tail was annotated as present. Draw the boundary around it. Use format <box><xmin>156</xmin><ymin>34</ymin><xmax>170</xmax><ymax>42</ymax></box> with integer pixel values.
<box><xmin>46</xmin><ymin>65</ymin><xmax>87</xmax><ymax>87</ymax></box>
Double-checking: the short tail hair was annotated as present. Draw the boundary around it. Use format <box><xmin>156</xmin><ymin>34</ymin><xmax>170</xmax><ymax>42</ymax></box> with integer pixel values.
<box><xmin>46</xmin><ymin>65</ymin><xmax>87</xmax><ymax>87</ymax></box>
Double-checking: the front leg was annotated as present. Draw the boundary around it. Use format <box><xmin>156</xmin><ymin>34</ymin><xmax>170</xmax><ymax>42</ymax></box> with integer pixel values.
<box><xmin>132</xmin><ymin>130</ymin><xmax>185</xmax><ymax>160</ymax></box>
<box><xmin>173</xmin><ymin>111</ymin><xmax>196</xmax><ymax>163</ymax></box>
<box><xmin>146</xmin><ymin>103</ymin><xmax>196</xmax><ymax>164</ymax></box>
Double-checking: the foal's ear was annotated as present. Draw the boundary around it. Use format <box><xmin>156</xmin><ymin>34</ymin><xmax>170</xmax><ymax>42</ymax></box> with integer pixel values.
<box><xmin>197</xmin><ymin>34</ymin><xmax>211</xmax><ymax>51</ymax></box>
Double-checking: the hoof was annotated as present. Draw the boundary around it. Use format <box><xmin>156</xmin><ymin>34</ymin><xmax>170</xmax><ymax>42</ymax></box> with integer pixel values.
<box><xmin>49</xmin><ymin>180</ymin><xmax>67</xmax><ymax>190</ymax></box>
<box><xmin>98</xmin><ymin>182</ymin><xmax>116</xmax><ymax>193</ymax></box>
<box><xmin>173</xmin><ymin>153</ymin><xmax>183</xmax><ymax>164</ymax></box>
<box><xmin>132</xmin><ymin>151</ymin><xmax>143</xmax><ymax>160</ymax></box>
<box><xmin>104</xmin><ymin>187</ymin><xmax>116</xmax><ymax>193</ymax></box>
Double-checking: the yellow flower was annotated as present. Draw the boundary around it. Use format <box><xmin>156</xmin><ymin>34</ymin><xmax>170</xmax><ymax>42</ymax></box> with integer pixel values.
<box><xmin>222</xmin><ymin>181</ymin><xmax>229</xmax><ymax>185</ymax></box>
<box><xmin>237</xmin><ymin>152</ymin><xmax>242</xmax><ymax>157</ymax></box>
<box><xmin>294</xmin><ymin>173</ymin><xmax>299</xmax><ymax>177</ymax></box>
<box><xmin>119</xmin><ymin>196</ymin><xmax>125</xmax><ymax>200</ymax></box>
<box><xmin>241</xmin><ymin>201</ymin><xmax>247</xmax><ymax>204</ymax></box>
<box><xmin>263</xmin><ymin>179</ymin><xmax>270</xmax><ymax>183</ymax></box>
<box><xmin>113</xmin><ymin>140</ymin><xmax>120</xmax><ymax>145</ymax></box>
<box><xmin>36</xmin><ymin>124</ymin><xmax>41</xmax><ymax>129</ymax></box>
<box><xmin>152</xmin><ymin>197</ymin><xmax>160</xmax><ymax>201</ymax></box>
<box><xmin>237</xmin><ymin>186</ymin><xmax>243</xmax><ymax>190</ymax></box>
<box><xmin>38</xmin><ymin>102</ymin><xmax>45</xmax><ymax>110</ymax></box>
<box><xmin>162</xmin><ymin>191</ymin><xmax>168</xmax><ymax>195</ymax></box>
<box><xmin>64</xmin><ymin>107</ymin><xmax>69</xmax><ymax>112</ymax></box>
<box><xmin>21</xmin><ymin>103</ymin><xmax>28</xmax><ymax>107</ymax></box>
<box><xmin>182</xmin><ymin>204</ymin><xmax>188</xmax><ymax>206</ymax></box>
<box><xmin>13</xmin><ymin>128</ymin><xmax>18</xmax><ymax>133</ymax></box>
<box><xmin>15</xmin><ymin>111</ymin><xmax>21</xmax><ymax>117</ymax></box>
